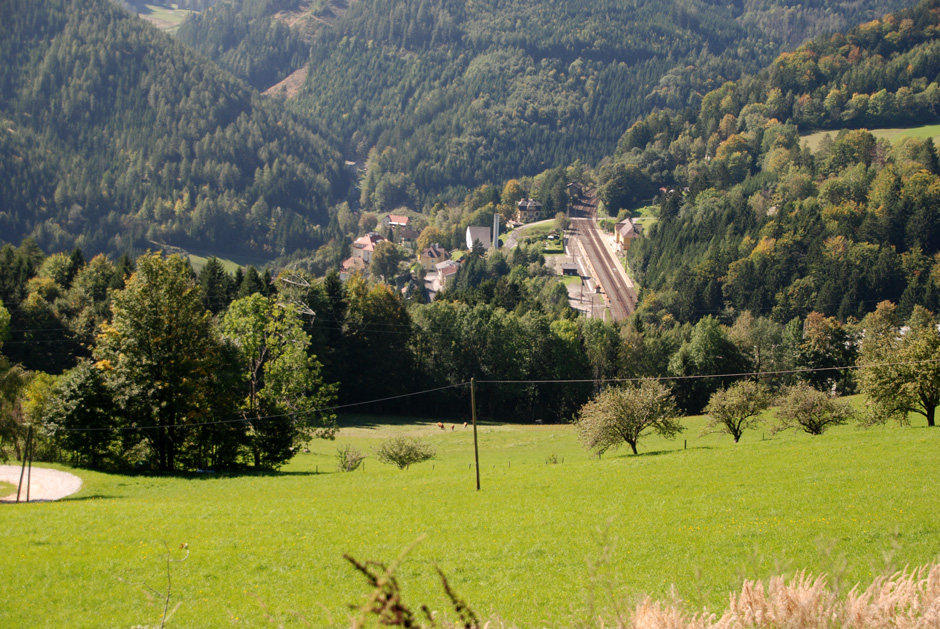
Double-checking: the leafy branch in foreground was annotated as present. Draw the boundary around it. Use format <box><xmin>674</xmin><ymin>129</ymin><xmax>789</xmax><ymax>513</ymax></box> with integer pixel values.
<box><xmin>118</xmin><ymin>542</ymin><xmax>189</xmax><ymax>629</ymax></box>
<box><xmin>344</xmin><ymin>536</ymin><xmax>479</xmax><ymax>629</ymax></box>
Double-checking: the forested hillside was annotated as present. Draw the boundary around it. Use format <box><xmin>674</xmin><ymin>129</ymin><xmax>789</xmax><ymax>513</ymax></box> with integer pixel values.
<box><xmin>0</xmin><ymin>0</ymin><xmax>346</xmax><ymax>258</ymax></box>
<box><xmin>176</xmin><ymin>0</ymin><xmax>311</xmax><ymax>90</ymax></box>
<box><xmin>280</xmin><ymin>0</ymin><xmax>907</xmax><ymax>207</ymax></box>
<box><xmin>616</xmin><ymin>0</ymin><xmax>940</xmax><ymax>325</ymax></box>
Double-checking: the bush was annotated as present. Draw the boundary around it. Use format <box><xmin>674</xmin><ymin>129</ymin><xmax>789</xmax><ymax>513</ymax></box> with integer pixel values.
<box><xmin>374</xmin><ymin>436</ymin><xmax>435</xmax><ymax>470</ymax></box>
<box><xmin>336</xmin><ymin>444</ymin><xmax>366</xmax><ymax>472</ymax></box>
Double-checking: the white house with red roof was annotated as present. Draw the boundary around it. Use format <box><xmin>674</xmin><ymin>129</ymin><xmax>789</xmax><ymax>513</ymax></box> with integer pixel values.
<box><xmin>351</xmin><ymin>232</ymin><xmax>387</xmax><ymax>263</ymax></box>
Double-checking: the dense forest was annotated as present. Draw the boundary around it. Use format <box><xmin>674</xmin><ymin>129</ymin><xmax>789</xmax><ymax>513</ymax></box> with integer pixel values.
<box><xmin>0</xmin><ymin>0</ymin><xmax>915</xmax><ymax>260</ymax></box>
<box><xmin>602</xmin><ymin>0</ymin><xmax>940</xmax><ymax>326</ymax></box>
<box><xmin>176</xmin><ymin>0</ymin><xmax>310</xmax><ymax>90</ymax></box>
<box><xmin>0</xmin><ymin>0</ymin><xmax>346</xmax><ymax>259</ymax></box>
<box><xmin>285</xmin><ymin>0</ymin><xmax>908</xmax><ymax>205</ymax></box>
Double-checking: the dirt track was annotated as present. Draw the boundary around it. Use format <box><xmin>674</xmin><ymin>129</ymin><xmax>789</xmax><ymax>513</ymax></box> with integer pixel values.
<box><xmin>0</xmin><ymin>465</ymin><xmax>82</xmax><ymax>503</ymax></box>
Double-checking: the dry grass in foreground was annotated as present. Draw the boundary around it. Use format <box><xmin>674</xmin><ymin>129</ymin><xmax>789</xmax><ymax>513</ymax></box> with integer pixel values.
<box><xmin>351</xmin><ymin>560</ymin><xmax>940</xmax><ymax>628</ymax></box>
<box><xmin>603</xmin><ymin>564</ymin><xmax>940</xmax><ymax>629</ymax></box>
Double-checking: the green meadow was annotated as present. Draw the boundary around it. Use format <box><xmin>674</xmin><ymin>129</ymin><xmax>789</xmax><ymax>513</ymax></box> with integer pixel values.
<box><xmin>126</xmin><ymin>2</ymin><xmax>197</xmax><ymax>34</ymax></box>
<box><xmin>1</xmin><ymin>412</ymin><xmax>938</xmax><ymax>627</ymax></box>
<box><xmin>801</xmin><ymin>123</ymin><xmax>940</xmax><ymax>151</ymax></box>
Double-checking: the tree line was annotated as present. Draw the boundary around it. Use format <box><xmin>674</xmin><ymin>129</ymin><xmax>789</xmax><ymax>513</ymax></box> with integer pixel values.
<box><xmin>576</xmin><ymin>299</ymin><xmax>940</xmax><ymax>458</ymax></box>
<box><xmin>4</xmin><ymin>233</ymin><xmax>938</xmax><ymax>472</ymax></box>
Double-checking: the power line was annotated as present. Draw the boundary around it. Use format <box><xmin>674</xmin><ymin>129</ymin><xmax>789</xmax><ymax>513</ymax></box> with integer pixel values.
<box><xmin>51</xmin><ymin>357</ymin><xmax>940</xmax><ymax>434</ymax></box>
<box><xmin>58</xmin><ymin>382</ymin><xmax>470</xmax><ymax>433</ymax></box>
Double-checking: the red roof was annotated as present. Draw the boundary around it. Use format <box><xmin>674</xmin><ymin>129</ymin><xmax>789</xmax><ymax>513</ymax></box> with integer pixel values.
<box><xmin>385</xmin><ymin>214</ymin><xmax>410</xmax><ymax>226</ymax></box>
<box><xmin>353</xmin><ymin>232</ymin><xmax>387</xmax><ymax>252</ymax></box>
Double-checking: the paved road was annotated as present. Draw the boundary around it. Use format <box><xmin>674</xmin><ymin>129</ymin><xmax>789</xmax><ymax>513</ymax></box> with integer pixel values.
<box><xmin>0</xmin><ymin>465</ymin><xmax>83</xmax><ymax>502</ymax></box>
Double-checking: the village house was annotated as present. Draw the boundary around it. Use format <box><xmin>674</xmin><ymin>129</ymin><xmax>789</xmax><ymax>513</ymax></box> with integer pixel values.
<box><xmin>396</xmin><ymin>227</ymin><xmax>420</xmax><ymax>249</ymax></box>
<box><xmin>614</xmin><ymin>219</ymin><xmax>643</xmax><ymax>253</ymax></box>
<box><xmin>381</xmin><ymin>213</ymin><xmax>411</xmax><ymax>229</ymax></box>
<box><xmin>419</xmin><ymin>243</ymin><xmax>449</xmax><ymax>270</ymax></box>
<box><xmin>466</xmin><ymin>225</ymin><xmax>493</xmax><ymax>251</ymax></box>
<box><xmin>424</xmin><ymin>259</ymin><xmax>461</xmax><ymax>301</ymax></box>
<box><xmin>516</xmin><ymin>198</ymin><xmax>542</xmax><ymax>223</ymax></box>
<box><xmin>339</xmin><ymin>255</ymin><xmax>367</xmax><ymax>281</ymax></box>
<box><xmin>351</xmin><ymin>232</ymin><xmax>387</xmax><ymax>263</ymax></box>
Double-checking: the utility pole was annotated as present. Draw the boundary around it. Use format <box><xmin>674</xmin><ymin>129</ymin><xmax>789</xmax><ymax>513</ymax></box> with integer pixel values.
<box><xmin>16</xmin><ymin>424</ymin><xmax>33</xmax><ymax>504</ymax></box>
<box><xmin>471</xmin><ymin>378</ymin><xmax>480</xmax><ymax>491</ymax></box>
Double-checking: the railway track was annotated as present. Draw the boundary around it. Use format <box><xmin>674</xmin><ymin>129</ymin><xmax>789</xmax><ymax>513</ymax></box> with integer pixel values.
<box><xmin>571</xmin><ymin>218</ymin><xmax>635</xmax><ymax>320</ymax></box>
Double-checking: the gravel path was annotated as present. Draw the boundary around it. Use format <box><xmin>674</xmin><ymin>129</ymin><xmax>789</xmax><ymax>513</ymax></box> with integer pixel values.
<box><xmin>0</xmin><ymin>465</ymin><xmax>83</xmax><ymax>503</ymax></box>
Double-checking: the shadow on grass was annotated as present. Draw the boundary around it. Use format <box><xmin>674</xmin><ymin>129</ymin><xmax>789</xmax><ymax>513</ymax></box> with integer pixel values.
<box><xmin>609</xmin><ymin>445</ymin><xmax>714</xmax><ymax>460</ymax></box>
<box><xmin>125</xmin><ymin>1</ymin><xmax>156</xmax><ymax>17</ymax></box>
<box><xmin>338</xmin><ymin>413</ymin><xmax>466</xmax><ymax>429</ymax></box>
<box><xmin>88</xmin><ymin>468</ymin><xmax>322</xmax><ymax>482</ymax></box>
<box><xmin>61</xmin><ymin>494</ymin><xmax>118</xmax><ymax>502</ymax></box>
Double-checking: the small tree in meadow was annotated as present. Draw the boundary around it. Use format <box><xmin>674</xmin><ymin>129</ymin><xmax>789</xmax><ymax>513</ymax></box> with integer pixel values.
<box><xmin>701</xmin><ymin>380</ymin><xmax>772</xmax><ymax>443</ymax></box>
<box><xmin>337</xmin><ymin>444</ymin><xmax>366</xmax><ymax>472</ymax></box>
<box><xmin>375</xmin><ymin>436</ymin><xmax>435</xmax><ymax>469</ymax></box>
<box><xmin>773</xmin><ymin>383</ymin><xmax>854</xmax><ymax>436</ymax></box>
<box><xmin>576</xmin><ymin>379</ymin><xmax>682</xmax><ymax>456</ymax></box>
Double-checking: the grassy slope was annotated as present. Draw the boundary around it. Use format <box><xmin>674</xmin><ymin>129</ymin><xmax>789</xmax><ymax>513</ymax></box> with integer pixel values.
<box><xmin>802</xmin><ymin>124</ymin><xmax>940</xmax><ymax>152</ymax></box>
<box><xmin>1</xmin><ymin>412</ymin><xmax>937</xmax><ymax>627</ymax></box>
<box><xmin>125</xmin><ymin>2</ymin><xmax>197</xmax><ymax>33</ymax></box>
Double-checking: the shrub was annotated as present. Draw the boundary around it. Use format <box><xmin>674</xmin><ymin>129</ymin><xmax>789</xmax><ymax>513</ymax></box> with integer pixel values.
<box><xmin>374</xmin><ymin>436</ymin><xmax>435</xmax><ymax>470</ymax></box>
<box><xmin>337</xmin><ymin>444</ymin><xmax>366</xmax><ymax>472</ymax></box>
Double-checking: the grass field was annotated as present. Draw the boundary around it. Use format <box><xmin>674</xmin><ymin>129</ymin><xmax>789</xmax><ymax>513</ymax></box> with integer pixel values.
<box><xmin>630</xmin><ymin>204</ymin><xmax>659</xmax><ymax>219</ymax></box>
<box><xmin>1</xmin><ymin>410</ymin><xmax>937</xmax><ymax>627</ymax></box>
<box><xmin>184</xmin><ymin>248</ymin><xmax>275</xmax><ymax>275</ymax></box>
<box><xmin>186</xmin><ymin>253</ymin><xmax>246</xmax><ymax>275</ymax></box>
<box><xmin>127</xmin><ymin>2</ymin><xmax>197</xmax><ymax>33</ymax></box>
<box><xmin>802</xmin><ymin>123</ymin><xmax>940</xmax><ymax>152</ymax></box>
<box><xmin>0</xmin><ymin>480</ymin><xmax>15</xmax><ymax>498</ymax></box>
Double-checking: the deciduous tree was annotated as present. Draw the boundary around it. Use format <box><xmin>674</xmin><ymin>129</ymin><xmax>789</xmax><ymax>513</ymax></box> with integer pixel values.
<box><xmin>773</xmin><ymin>382</ymin><xmax>854</xmax><ymax>435</ymax></box>
<box><xmin>370</xmin><ymin>241</ymin><xmax>403</xmax><ymax>284</ymax></box>
<box><xmin>858</xmin><ymin>301</ymin><xmax>940</xmax><ymax>427</ymax></box>
<box><xmin>702</xmin><ymin>380</ymin><xmax>772</xmax><ymax>442</ymax></box>
<box><xmin>222</xmin><ymin>294</ymin><xmax>337</xmax><ymax>468</ymax></box>
<box><xmin>576</xmin><ymin>379</ymin><xmax>682</xmax><ymax>456</ymax></box>
<box><xmin>43</xmin><ymin>361</ymin><xmax>117</xmax><ymax>468</ymax></box>
<box><xmin>94</xmin><ymin>253</ymin><xmax>227</xmax><ymax>471</ymax></box>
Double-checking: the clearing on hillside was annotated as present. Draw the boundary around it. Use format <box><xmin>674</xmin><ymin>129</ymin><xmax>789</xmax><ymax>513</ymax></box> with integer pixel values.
<box><xmin>802</xmin><ymin>124</ymin><xmax>940</xmax><ymax>151</ymax></box>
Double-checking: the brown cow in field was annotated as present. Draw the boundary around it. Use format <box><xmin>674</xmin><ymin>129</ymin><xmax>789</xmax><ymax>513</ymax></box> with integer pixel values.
<box><xmin>463</xmin><ymin>422</ymin><xmax>468</xmax><ymax>428</ymax></box>
<box><xmin>436</xmin><ymin>422</ymin><xmax>444</xmax><ymax>430</ymax></box>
